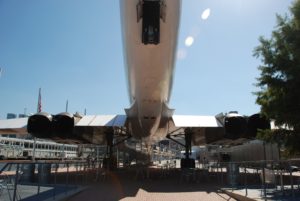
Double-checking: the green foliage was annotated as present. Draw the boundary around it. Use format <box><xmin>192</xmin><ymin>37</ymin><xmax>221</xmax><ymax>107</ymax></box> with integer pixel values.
<box><xmin>254</xmin><ymin>0</ymin><xmax>300</xmax><ymax>153</ymax></box>
<box><xmin>257</xmin><ymin>129</ymin><xmax>300</xmax><ymax>155</ymax></box>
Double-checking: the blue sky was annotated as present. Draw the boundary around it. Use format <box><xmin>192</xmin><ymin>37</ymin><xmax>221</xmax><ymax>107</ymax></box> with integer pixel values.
<box><xmin>0</xmin><ymin>0</ymin><xmax>295</xmax><ymax>119</ymax></box>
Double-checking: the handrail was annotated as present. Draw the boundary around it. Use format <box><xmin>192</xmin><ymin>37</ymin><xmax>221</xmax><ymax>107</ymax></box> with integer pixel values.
<box><xmin>0</xmin><ymin>163</ymin><xmax>10</xmax><ymax>175</ymax></box>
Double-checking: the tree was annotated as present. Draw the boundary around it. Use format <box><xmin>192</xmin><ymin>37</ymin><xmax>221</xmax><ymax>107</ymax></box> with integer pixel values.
<box><xmin>254</xmin><ymin>0</ymin><xmax>300</xmax><ymax>154</ymax></box>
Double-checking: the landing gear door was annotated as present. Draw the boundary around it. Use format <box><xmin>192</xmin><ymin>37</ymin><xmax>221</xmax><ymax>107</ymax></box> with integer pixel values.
<box><xmin>142</xmin><ymin>0</ymin><xmax>160</xmax><ymax>45</ymax></box>
<box><xmin>136</xmin><ymin>1</ymin><xmax>143</xmax><ymax>22</ymax></box>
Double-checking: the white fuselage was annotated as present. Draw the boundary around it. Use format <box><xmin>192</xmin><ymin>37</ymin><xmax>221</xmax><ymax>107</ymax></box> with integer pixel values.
<box><xmin>120</xmin><ymin>0</ymin><xmax>181</xmax><ymax>139</ymax></box>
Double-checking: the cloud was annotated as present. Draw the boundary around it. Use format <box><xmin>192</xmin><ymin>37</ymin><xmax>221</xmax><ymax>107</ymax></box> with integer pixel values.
<box><xmin>201</xmin><ymin>8</ymin><xmax>211</xmax><ymax>20</ymax></box>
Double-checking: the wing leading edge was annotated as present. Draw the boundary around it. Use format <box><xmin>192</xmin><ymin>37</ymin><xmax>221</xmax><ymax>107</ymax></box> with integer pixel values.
<box><xmin>169</xmin><ymin>115</ymin><xmax>225</xmax><ymax>145</ymax></box>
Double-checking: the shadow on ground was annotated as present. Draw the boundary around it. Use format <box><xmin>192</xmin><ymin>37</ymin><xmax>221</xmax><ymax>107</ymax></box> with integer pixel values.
<box><xmin>66</xmin><ymin>170</ymin><xmax>225</xmax><ymax>201</ymax></box>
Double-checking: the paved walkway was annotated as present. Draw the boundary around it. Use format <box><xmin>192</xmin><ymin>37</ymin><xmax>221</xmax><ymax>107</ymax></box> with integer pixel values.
<box><xmin>67</xmin><ymin>171</ymin><xmax>235</xmax><ymax>201</ymax></box>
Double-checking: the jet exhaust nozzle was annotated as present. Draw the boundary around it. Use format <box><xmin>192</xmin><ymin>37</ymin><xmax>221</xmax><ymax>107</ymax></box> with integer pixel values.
<box><xmin>224</xmin><ymin>113</ymin><xmax>247</xmax><ymax>140</ymax></box>
<box><xmin>27</xmin><ymin>112</ymin><xmax>53</xmax><ymax>138</ymax></box>
<box><xmin>52</xmin><ymin>112</ymin><xmax>75</xmax><ymax>139</ymax></box>
<box><xmin>246</xmin><ymin>113</ymin><xmax>270</xmax><ymax>138</ymax></box>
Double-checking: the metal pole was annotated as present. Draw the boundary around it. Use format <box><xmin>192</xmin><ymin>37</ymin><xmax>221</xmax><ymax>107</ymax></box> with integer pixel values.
<box><xmin>66</xmin><ymin>100</ymin><xmax>69</xmax><ymax>112</ymax></box>
<box><xmin>13</xmin><ymin>164</ymin><xmax>20</xmax><ymax>201</ymax></box>
<box><xmin>117</xmin><ymin>147</ymin><xmax>119</xmax><ymax>168</ymax></box>
<box><xmin>289</xmin><ymin>161</ymin><xmax>295</xmax><ymax>198</ymax></box>
<box><xmin>221</xmin><ymin>162</ymin><xmax>223</xmax><ymax>186</ymax></box>
<box><xmin>263</xmin><ymin>142</ymin><xmax>267</xmax><ymax>199</ymax></box>
<box><xmin>32</xmin><ymin>138</ymin><xmax>37</xmax><ymax>161</ymax></box>
<box><xmin>54</xmin><ymin>163</ymin><xmax>57</xmax><ymax>199</ymax></box>
<box><xmin>280</xmin><ymin>169</ymin><xmax>284</xmax><ymax>194</ymax></box>
<box><xmin>37</xmin><ymin>163</ymin><xmax>41</xmax><ymax>195</ymax></box>
<box><xmin>244</xmin><ymin>164</ymin><xmax>248</xmax><ymax>197</ymax></box>
<box><xmin>76</xmin><ymin>162</ymin><xmax>79</xmax><ymax>186</ymax></box>
<box><xmin>66</xmin><ymin>163</ymin><xmax>69</xmax><ymax>194</ymax></box>
<box><xmin>231</xmin><ymin>163</ymin><xmax>233</xmax><ymax>191</ymax></box>
<box><xmin>82</xmin><ymin>163</ymin><xmax>85</xmax><ymax>184</ymax></box>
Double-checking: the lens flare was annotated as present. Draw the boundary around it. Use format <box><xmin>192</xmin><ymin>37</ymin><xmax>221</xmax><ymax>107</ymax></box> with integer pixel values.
<box><xmin>177</xmin><ymin>49</ymin><xmax>187</xmax><ymax>60</ymax></box>
<box><xmin>185</xmin><ymin>36</ymin><xmax>194</xmax><ymax>47</ymax></box>
<box><xmin>201</xmin><ymin>8</ymin><xmax>211</xmax><ymax>20</ymax></box>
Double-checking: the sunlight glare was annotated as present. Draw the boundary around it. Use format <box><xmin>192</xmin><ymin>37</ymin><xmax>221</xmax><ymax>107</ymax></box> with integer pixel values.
<box><xmin>185</xmin><ymin>36</ymin><xmax>194</xmax><ymax>47</ymax></box>
<box><xmin>201</xmin><ymin>8</ymin><xmax>211</xmax><ymax>20</ymax></box>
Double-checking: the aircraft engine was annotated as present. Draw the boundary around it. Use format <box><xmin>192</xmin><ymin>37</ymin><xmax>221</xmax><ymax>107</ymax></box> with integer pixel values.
<box><xmin>224</xmin><ymin>112</ymin><xmax>247</xmax><ymax>140</ymax></box>
<box><xmin>52</xmin><ymin>112</ymin><xmax>81</xmax><ymax>139</ymax></box>
<box><xmin>27</xmin><ymin>112</ymin><xmax>52</xmax><ymax>138</ymax></box>
<box><xmin>246</xmin><ymin>113</ymin><xmax>270</xmax><ymax>138</ymax></box>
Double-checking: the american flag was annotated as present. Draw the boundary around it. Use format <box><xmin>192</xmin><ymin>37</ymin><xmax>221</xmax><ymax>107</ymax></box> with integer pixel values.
<box><xmin>37</xmin><ymin>88</ymin><xmax>42</xmax><ymax>113</ymax></box>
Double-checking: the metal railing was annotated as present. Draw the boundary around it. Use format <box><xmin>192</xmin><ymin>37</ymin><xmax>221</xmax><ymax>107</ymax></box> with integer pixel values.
<box><xmin>195</xmin><ymin>159</ymin><xmax>300</xmax><ymax>200</ymax></box>
<box><xmin>1</xmin><ymin>159</ymin><xmax>299</xmax><ymax>200</ymax></box>
<box><xmin>0</xmin><ymin>160</ymin><xmax>102</xmax><ymax>201</ymax></box>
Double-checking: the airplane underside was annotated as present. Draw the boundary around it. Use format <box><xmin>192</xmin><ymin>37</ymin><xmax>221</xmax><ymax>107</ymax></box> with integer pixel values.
<box><xmin>21</xmin><ymin>111</ymin><xmax>269</xmax><ymax>169</ymax></box>
<box><xmin>0</xmin><ymin>0</ymin><xmax>271</xmax><ymax>169</ymax></box>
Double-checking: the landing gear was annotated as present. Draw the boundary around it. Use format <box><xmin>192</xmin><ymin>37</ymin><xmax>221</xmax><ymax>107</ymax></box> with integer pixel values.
<box><xmin>180</xmin><ymin>158</ymin><xmax>195</xmax><ymax>169</ymax></box>
<box><xmin>103</xmin><ymin>128</ymin><xmax>132</xmax><ymax>171</ymax></box>
<box><xmin>181</xmin><ymin>128</ymin><xmax>195</xmax><ymax>168</ymax></box>
<box><xmin>103</xmin><ymin>128</ymin><xmax>117</xmax><ymax>170</ymax></box>
<box><xmin>167</xmin><ymin>128</ymin><xmax>195</xmax><ymax>169</ymax></box>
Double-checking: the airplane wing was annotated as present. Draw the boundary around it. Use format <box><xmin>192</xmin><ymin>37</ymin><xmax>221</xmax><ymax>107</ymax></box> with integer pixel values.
<box><xmin>74</xmin><ymin>114</ymin><xmax>127</xmax><ymax>144</ymax></box>
<box><xmin>169</xmin><ymin>115</ymin><xmax>225</xmax><ymax>145</ymax></box>
<box><xmin>0</xmin><ymin>114</ymin><xmax>224</xmax><ymax>145</ymax></box>
<box><xmin>172</xmin><ymin>115</ymin><xmax>223</xmax><ymax>127</ymax></box>
<box><xmin>0</xmin><ymin>114</ymin><xmax>128</xmax><ymax>145</ymax></box>
<box><xmin>0</xmin><ymin>112</ymin><xmax>268</xmax><ymax>146</ymax></box>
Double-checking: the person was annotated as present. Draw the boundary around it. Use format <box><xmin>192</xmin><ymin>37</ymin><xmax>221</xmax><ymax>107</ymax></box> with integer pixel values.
<box><xmin>87</xmin><ymin>154</ymin><xmax>91</xmax><ymax>168</ymax></box>
<box><xmin>92</xmin><ymin>157</ymin><xmax>96</xmax><ymax>169</ymax></box>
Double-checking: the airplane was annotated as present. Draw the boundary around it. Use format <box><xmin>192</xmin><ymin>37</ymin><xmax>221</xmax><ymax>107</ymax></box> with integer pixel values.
<box><xmin>0</xmin><ymin>0</ymin><xmax>270</xmax><ymax>168</ymax></box>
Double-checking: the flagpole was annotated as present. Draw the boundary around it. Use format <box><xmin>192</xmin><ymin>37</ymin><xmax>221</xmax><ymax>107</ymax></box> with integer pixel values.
<box><xmin>66</xmin><ymin>100</ymin><xmax>68</xmax><ymax>113</ymax></box>
<box><xmin>32</xmin><ymin>88</ymin><xmax>41</xmax><ymax>161</ymax></box>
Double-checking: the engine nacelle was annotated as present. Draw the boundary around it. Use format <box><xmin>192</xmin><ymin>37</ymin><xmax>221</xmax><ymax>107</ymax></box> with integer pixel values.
<box><xmin>246</xmin><ymin>113</ymin><xmax>270</xmax><ymax>138</ymax></box>
<box><xmin>52</xmin><ymin>112</ymin><xmax>75</xmax><ymax>139</ymax></box>
<box><xmin>224</xmin><ymin>112</ymin><xmax>247</xmax><ymax>140</ymax></box>
<box><xmin>27</xmin><ymin>112</ymin><xmax>52</xmax><ymax>138</ymax></box>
